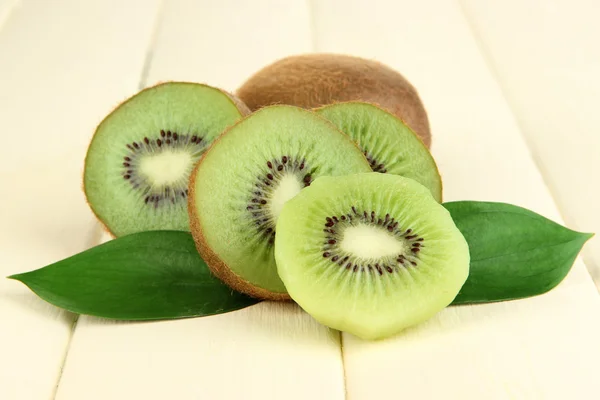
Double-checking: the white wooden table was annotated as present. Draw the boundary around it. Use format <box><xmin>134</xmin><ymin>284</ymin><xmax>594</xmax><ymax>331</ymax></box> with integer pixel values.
<box><xmin>1</xmin><ymin>1</ymin><xmax>599</xmax><ymax>399</ymax></box>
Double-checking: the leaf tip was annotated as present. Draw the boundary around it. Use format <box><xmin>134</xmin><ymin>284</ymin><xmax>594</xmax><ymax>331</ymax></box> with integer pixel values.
<box><xmin>578</xmin><ymin>231</ymin><xmax>595</xmax><ymax>242</ymax></box>
<box><xmin>7</xmin><ymin>274</ymin><xmax>22</xmax><ymax>281</ymax></box>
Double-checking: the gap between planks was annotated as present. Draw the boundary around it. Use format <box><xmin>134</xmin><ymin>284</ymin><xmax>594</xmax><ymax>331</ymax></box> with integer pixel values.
<box><xmin>50</xmin><ymin>2</ymin><xmax>167</xmax><ymax>397</ymax></box>
<box><xmin>454</xmin><ymin>0</ymin><xmax>600</xmax><ymax>292</ymax></box>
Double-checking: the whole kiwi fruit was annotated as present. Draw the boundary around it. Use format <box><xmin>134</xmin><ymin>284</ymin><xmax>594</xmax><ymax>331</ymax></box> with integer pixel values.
<box><xmin>236</xmin><ymin>53</ymin><xmax>432</xmax><ymax>147</ymax></box>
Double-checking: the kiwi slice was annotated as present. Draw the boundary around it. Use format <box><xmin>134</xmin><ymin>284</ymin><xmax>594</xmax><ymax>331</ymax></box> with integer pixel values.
<box><xmin>84</xmin><ymin>82</ymin><xmax>249</xmax><ymax>237</ymax></box>
<box><xmin>315</xmin><ymin>102</ymin><xmax>442</xmax><ymax>202</ymax></box>
<box><xmin>236</xmin><ymin>53</ymin><xmax>432</xmax><ymax>147</ymax></box>
<box><xmin>188</xmin><ymin>106</ymin><xmax>372</xmax><ymax>300</ymax></box>
<box><xmin>275</xmin><ymin>173</ymin><xmax>469</xmax><ymax>340</ymax></box>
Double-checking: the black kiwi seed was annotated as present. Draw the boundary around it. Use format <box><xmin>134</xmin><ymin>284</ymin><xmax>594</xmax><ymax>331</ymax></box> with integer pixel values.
<box><xmin>121</xmin><ymin>129</ymin><xmax>206</xmax><ymax>208</ymax></box>
<box><xmin>363</xmin><ymin>150</ymin><xmax>387</xmax><ymax>173</ymax></box>
<box><xmin>245</xmin><ymin>156</ymin><xmax>311</xmax><ymax>246</ymax></box>
<box><xmin>317</xmin><ymin>208</ymin><xmax>425</xmax><ymax>273</ymax></box>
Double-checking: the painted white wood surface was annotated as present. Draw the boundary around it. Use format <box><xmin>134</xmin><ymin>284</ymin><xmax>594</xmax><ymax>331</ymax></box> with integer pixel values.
<box><xmin>57</xmin><ymin>240</ymin><xmax>345</xmax><ymax>399</ymax></box>
<box><xmin>55</xmin><ymin>1</ymin><xmax>345</xmax><ymax>400</ymax></box>
<box><xmin>0</xmin><ymin>0</ymin><xmax>161</xmax><ymax>399</ymax></box>
<box><xmin>0</xmin><ymin>0</ymin><xmax>598</xmax><ymax>399</ymax></box>
<box><xmin>0</xmin><ymin>0</ymin><xmax>19</xmax><ymax>29</ymax></box>
<box><xmin>459</xmin><ymin>0</ymin><xmax>600</xmax><ymax>285</ymax></box>
<box><xmin>145</xmin><ymin>0</ymin><xmax>313</xmax><ymax>92</ymax></box>
<box><xmin>311</xmin><ymin>0</ymin><xmax>600</xmax><ymax>398</ymax></box>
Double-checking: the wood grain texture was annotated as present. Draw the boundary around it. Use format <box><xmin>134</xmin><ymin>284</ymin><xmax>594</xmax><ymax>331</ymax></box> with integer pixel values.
<box><xmin>459</xmin><ymin>0</ymin><xmax>600</xmax><ymax>286</ymax></box>
<box><xmin>0</xmin><ymin>0</ymin><xmax>161</xmax><ymax>398</ymax></box>
<box><xmin>311</xmin><ymin>0</ymin><xmax>600</xmax><ymax>398</ymax></box>
<box><xmin>55</xmin><ymin>2</ymin><xmax>346</xmax><ymax>399</ymax></box>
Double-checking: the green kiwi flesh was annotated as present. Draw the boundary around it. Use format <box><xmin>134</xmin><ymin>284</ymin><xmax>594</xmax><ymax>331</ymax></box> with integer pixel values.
<box><xmin>316</xmin><ymin>102</ymin><xmax>442</xmax><ymax>202</ymax></box>
<box><xmin>275</xmin><ymin>173</ymin><xmax>469</xmax><ymax>340</ymax></box>
<box><xmin>84</xmin><ymin>82</ymin><xmax>248</xmax><ymax>237</ymax></box>
<box><xmin>188</xmin><ymin>106</ymin><xmax>372</xmax><ymax>300</ymax></box>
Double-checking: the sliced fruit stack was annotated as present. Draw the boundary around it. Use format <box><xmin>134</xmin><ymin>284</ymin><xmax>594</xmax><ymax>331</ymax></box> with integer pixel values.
<box><xmin>83</xmin><ymin>54</ymin><xmax>469</xmax><ymax>340</ymax></box>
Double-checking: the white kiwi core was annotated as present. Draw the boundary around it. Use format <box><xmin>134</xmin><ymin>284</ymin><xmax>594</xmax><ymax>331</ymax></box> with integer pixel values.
<box><xmin>269</xmin><ymin>174</ymin><xmax>303</xmax><ymax>220</ymax></box>
<box><xmin>340</xmin><ymin>224</ymin><xmax>407</xmax><ymax>259</ymax></box>
<box><xmin>140</xmin><ymin>151</ymin><xmax>193</xmax><ymax>187</ymax></box>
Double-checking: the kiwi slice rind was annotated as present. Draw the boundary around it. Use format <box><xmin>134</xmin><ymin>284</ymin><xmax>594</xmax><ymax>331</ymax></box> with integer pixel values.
<box><xmin>84</xmin><ymin>82</ymin><xmax>249</xmax><ymax>237</ymax></box>
<box><xmin>315</xmin><ymin>102</ymin><xmax>443</xmax><ymax>202</ymax></box>
<box><xmin>188</xmin><ymin>105</ymin><xmax>372</xmax><ymax>300</ymax></box>
<box><xmin>275</xmin><ymin>172</ymin><xmax>469</xmax><ymax>340</ymax></box>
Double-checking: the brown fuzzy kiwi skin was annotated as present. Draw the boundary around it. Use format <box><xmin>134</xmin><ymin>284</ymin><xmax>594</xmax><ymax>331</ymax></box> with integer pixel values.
<box><xmin>82</xmin><ymin>81</ymin><xmax>251</xmax><ymax>238</ymax></box>
<box><xmin>187</xmin><ymin>113</ymin><xmax>291</xmax><ymax>301</ymax></box>
<box><xmin>236</xmin><ymin>53</ymin><xmax>432</xmax><ymax>148</ymax></box>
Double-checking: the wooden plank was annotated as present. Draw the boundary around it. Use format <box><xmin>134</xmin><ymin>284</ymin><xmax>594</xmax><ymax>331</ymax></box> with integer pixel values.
<box><xmin>0</xmin><ymin>0</ymin><xmax>19</xmax><ymax>29</ymax></box>
<box><xmin>57</xmin><ymin>233</ymin><xmax>344</xmax><ymax>398</ymax></box>
<box><xmin>459</xmin><ymin>0</ymin><xmax>600</xmax><ymax>285</ymax></box>
<box><xmin>311</xmin><ymin>0</ymin><xmax>600</xmax><ymax>398</ymax></box>
<box><xmin>0</xmin><ymin>0</ymin><xmax>161</xmax><ymax>398</ymax></box>
<box><xmin>56</xmin><ymin>1</ymin><xmax>346</xmax><ymax>399</ymax></box>
<box><xmin>144</xmin><ymin>0</ymin><xmax>313</xmax><ymax>91</ymax></box>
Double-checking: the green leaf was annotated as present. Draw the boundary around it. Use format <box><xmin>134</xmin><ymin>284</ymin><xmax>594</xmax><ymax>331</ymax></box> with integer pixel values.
<box><xmin>8</xmin><ymin>231</ymin><xmax>260</xmax><ymax>319</ymax></box>
<box><xmin>444</xmin><ymin>201</ymin><xmax>593</xmax><ymax>305</ymax></box>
